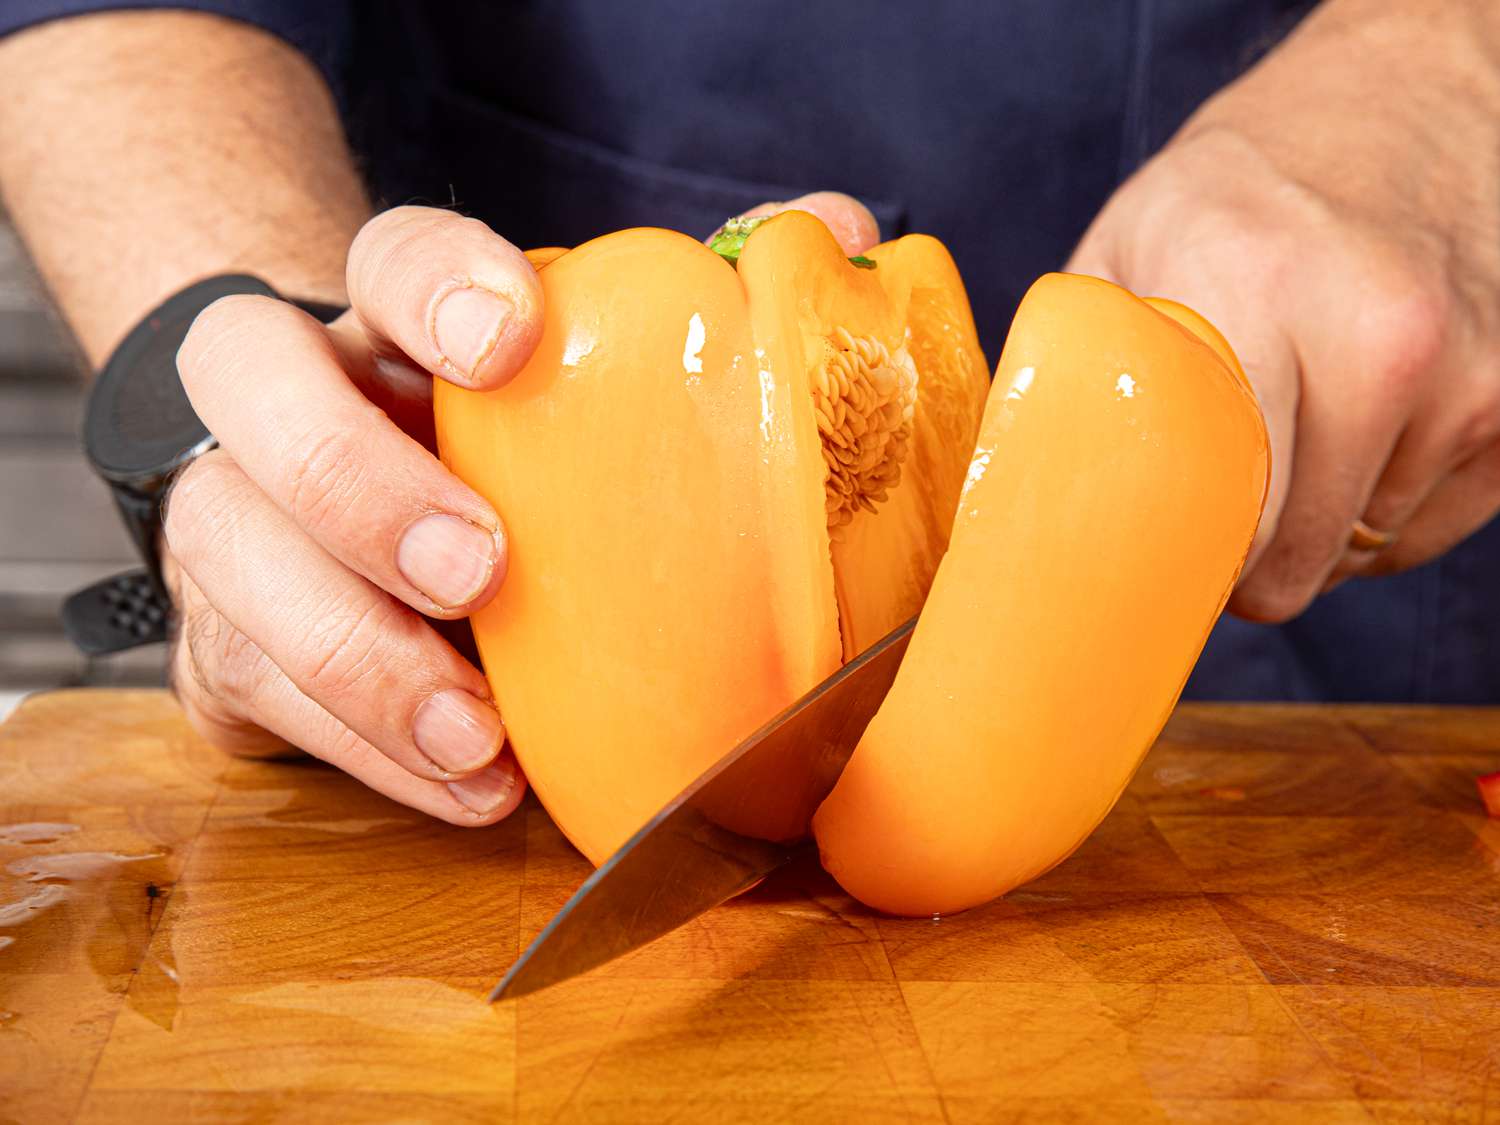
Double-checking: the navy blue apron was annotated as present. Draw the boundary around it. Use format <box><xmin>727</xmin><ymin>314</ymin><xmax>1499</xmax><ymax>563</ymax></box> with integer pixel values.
<box><xmin>206</xmin><ymin>1</ymin><xmax>1500</xmax><ymax>701</ymax></box>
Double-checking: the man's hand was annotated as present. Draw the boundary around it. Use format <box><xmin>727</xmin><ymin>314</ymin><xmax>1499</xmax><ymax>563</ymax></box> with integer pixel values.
<box><xmin>0</xmin><ymin>13</ymin><xmax>545</xmax><ymax>824</ymax></box>
<box><xmin>1067</xmin><ymin>0</ymin><xmax>1500</xmax><ymax>622</ymax></box>
<box><xmin>163</xmin><ymin>193</ymin><xmax>875</xmax><ymax>825</ymax></box>
<box><xmin>162</xmin><ymin>206</ymin><xmax>544</xmax><ymax>825</ymax></box>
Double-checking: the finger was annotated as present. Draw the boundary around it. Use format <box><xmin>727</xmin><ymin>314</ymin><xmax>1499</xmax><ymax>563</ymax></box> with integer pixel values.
<box><xmin>1329</xmin><ymin>362</ymin><xmax>1500</xmax><ymax>584</ymax></box>
<box><xmin>1362</xmin><ymin>440</ymin><xmax>1500</xmax><ymax>576</ymax></box>
<box><xmin>346</xmin><ymin>205</ymin><xmax>544</xmax><ymax>390</ymax></box>
<box><xmin>325</xmin><ymin>311</ymin><xmax>439</xmax><ymax>451</ymax></box>
<box><xmin>163</xmin><ymin>450</ymin><xmax>505</xmax><ymax>784</ymax></box>
<box><xmin>1143</xmin><ymin>304</ymin><xmax>1298</xmax><ymax>577</ymax></box>
<box><xmin>1232</xmin><ymin>361</ymin><xmax>1399</xmax><ymax>621</ymax></box>
<box><xmin>170</xmin><ymin>581</ymin><xmax>524</xmax><ymax>825</ymax></box>
<box><xmin>1233</xmin><ymin>279</ymin><xmax>1438</xmax><ymax>621</ymax></box>
<box><xmin>1321</xmin><ymin>407</ymin><xmax>1450</xmax><ymax>587</ymax></box>
<box><xmin>732</xmin><ymin>191</ymin><xmax>881</xmax><ymax>256</ymax></box>
<box><xmin>179</xmin><ymin>295</ymin><xmax>505</xmax><ymax>616</ymax></box>
<box><xmin>1360</xmin><ymin>418</ymin><xmax>1455</xmax><ymax>535</ymax></box>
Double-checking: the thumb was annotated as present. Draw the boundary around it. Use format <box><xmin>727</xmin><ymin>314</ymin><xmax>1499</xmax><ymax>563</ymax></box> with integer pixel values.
<box><xmin>346</xmin><ymin>206</ymin><xmax>545</xmax><ymax>391</ymax></box>
<box><xmin>1062</xmin><ymin>223</ymin><xmax>1125</xmax><ymax>285</ymax></box>
<box><xmin>722</xmin><ymin>191</ymin><xmax>881</xmax><ymax>256</ymax></box>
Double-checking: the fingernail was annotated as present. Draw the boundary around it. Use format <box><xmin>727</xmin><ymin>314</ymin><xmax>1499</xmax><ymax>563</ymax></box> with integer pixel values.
<box><xmin>397</xmin><ymin>513</ymin><xmax>497</xmax><ymax>608</ymax></box>
<box><xmin>433</xmin><ymin>285</ymin><xmax>512</xmax><ymax>381</ymax></box>
<box><xmin>413</xmin><ymin>688</ymin><xmax>504</xmax><ymax>774</ymax></box>
<box><xmin>447</xmin><ymin>756</ymin><xmax>518</xmax><ymax>816</ymax></box>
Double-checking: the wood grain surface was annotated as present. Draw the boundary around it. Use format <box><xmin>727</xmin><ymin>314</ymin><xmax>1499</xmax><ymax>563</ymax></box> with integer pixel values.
<box><xmin>1</xmin><ymin>689</ymin><xmax>1497</xmax><ymax>1123</ymax></box>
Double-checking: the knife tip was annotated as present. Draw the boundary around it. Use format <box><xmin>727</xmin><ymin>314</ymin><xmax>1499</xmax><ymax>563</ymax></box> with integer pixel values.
<box><xmin>489</xmin><ymin>953</ymin><xmax>546</xmax><ymax>1003</ymax></box>
<box><xmin>488</xmin><ymin>971</ymin><xmax>520</xmax><ymax>1004</ymax></box>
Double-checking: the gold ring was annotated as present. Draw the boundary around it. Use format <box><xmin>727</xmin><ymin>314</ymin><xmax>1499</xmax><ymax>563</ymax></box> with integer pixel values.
<box><xmin>1349</xmin><ymin>519</ymin><xmax>1396</xmax><ymax>552</ymax></box>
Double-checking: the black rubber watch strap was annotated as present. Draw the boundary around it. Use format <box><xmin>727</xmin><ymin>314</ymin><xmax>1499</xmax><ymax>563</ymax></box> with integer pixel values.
<box><xmin>293</xmin><ymin>298</ymin><xmax>348</xmax><ymax>324</ymax></box>
<box><xmin>62</xmin><ymin>570</ymin><xmax>171</xmax><ymax>655</ymax></box>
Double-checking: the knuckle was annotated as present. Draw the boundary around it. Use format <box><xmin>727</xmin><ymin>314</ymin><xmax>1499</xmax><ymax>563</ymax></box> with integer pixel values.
<box><xmin>316</xmin><ymin>717</ymin><xmax>376</xmax><ymax>770</ymax></box>
<box><xmin>281</xmin><ymin>427</ymin><xmax>370</xmax><ymax>534</ymax></box>
<box><xmin>214</xmin><ymin>629</ymin><xmax>275</xmax><ymax>708</ymax></box>
<box><xmin>1366</xmin><ymin>481</ymin><xmax>1423</xmax><ymax>529</ymax></box>
<box><xmin>167</xmin><ymin>621</ymin><xmax>204</xmax><ymax>705</ymax></box>
<box><xmin>328</xmin><ymin>722</ymin><xmax>371</xmax><ymax>760</ymax></box>
<box><xmin>1355</xmin><ymin>274</ymin><xmax>1449</xmax><ymax>396</ymax></box>
<box><xmin>181</xmin><ymin>607</ymin><xmax>221</xmax><ymax>701</ymax></box>
<box><xmin>295</xmin><ymin>597</ymin><xmax>397</xmax><ymax>701</ymax></box>
<box><xmin>1452</xmin><ymin>371</ymin><xmax>1500</xmax><ymax>458</ymax></box>
<box><xmin>183</xmin><ymin>603</ymin><xmax>271</xmax><ymax>708</ymax></box>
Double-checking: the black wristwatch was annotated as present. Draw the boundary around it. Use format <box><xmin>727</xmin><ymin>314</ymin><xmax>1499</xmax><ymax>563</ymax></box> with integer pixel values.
<box><xmin>62</xmin><ymin>274</ymin><xmax>345</xmax><ymax>655</ymax></box>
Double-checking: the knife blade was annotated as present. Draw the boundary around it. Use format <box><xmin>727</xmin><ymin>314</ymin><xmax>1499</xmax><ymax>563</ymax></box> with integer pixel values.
<box><xmin>490</xmin><ymin>614</ymin><xmax>916</xmax><ymax>1001</ymax></box>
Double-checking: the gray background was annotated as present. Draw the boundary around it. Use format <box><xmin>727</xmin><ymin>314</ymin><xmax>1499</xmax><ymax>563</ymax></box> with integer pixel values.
<box><xmin>0</xmin><ymin>213</ymin><xmax>166</xmax><ymax>717</ymax></box>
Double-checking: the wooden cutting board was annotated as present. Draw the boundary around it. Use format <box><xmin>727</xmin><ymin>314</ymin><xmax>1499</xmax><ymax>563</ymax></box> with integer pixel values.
<box><xmin>1</xmin><ymin>690</ymin><xmax>1496</xmax><ymax>1123</ymax></box>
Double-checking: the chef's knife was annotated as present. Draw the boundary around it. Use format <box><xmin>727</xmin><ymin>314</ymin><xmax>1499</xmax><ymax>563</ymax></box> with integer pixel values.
<box><xmin>491</xmin><ymin>614</ymin><xmax>915</xmax><ymax>1001</ymax></box>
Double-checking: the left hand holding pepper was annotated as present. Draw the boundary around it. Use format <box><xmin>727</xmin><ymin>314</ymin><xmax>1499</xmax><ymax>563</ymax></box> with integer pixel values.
<box><xmin>1066</xmin><ymin>0</ymin><xmax>1500</xmax><ymax>622</ymax></box>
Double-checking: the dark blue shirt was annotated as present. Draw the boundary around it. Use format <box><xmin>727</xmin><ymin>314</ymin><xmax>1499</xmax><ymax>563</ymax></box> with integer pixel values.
<box><xmin>6</xmin><ymin>1</ymin><xmax>1496</xmax><ymax>702</ymax></box>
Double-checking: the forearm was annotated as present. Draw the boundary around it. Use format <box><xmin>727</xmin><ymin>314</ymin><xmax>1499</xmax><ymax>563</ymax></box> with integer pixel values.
<box><xmin>1190</xmin><ymin>0</ymin><xmax>1500</xmax><ymax>149</ymax></box>
<box><xmin>1305</xmin><ymin>0</ymin><xmax>1500</xmax><ymax>51</ymax></box>
<box><xmin>0</xmin><ymin>10</ymin><xmax>371</xmax><ymax>366</ymax></box>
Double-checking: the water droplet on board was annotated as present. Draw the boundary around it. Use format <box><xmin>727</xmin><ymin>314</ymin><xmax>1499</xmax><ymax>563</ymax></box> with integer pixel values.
<box><xmin>130</xmin><ymin>941</ymin><xmax>184</xmax><ymax>1032</ymax></box>
<box><xmin>0</xmin><ymin>822</ymin><xmax>80</xmax><ymax>845</ymax></box>
<box><xmin>0</xmin><ymin>884</ymin><xmax>68</xmax><ymax>925</ymax></box>
<box><xmin>7</xmin><ymin>851</ymin><xmax>162</xmax><ymax>883</ymax></box>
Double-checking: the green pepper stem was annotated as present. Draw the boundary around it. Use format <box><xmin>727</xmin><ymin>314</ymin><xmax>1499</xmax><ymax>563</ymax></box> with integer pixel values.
<box><xmin>708</xmin><ymin>216</ymin><xmax>767</xmax><ymax>266</ymax></box>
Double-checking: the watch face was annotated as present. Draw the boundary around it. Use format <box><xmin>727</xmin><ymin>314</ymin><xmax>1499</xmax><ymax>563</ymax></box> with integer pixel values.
<box><xmin>85</xmin><ymin>275</ymin><xmax>278</xmax><ymax>490</ymax></box>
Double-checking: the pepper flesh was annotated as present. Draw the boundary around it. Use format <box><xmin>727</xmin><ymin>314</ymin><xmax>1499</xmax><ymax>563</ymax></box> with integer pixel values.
<box><xmin>812</xmin><ymin>273</ymin><xmax>1270</xmax><ymax>916</ymax></box>
<box><xmin>434</xmin><ymin>214</ymin><xmax>987</xmax><ymax>862</ymax></box>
